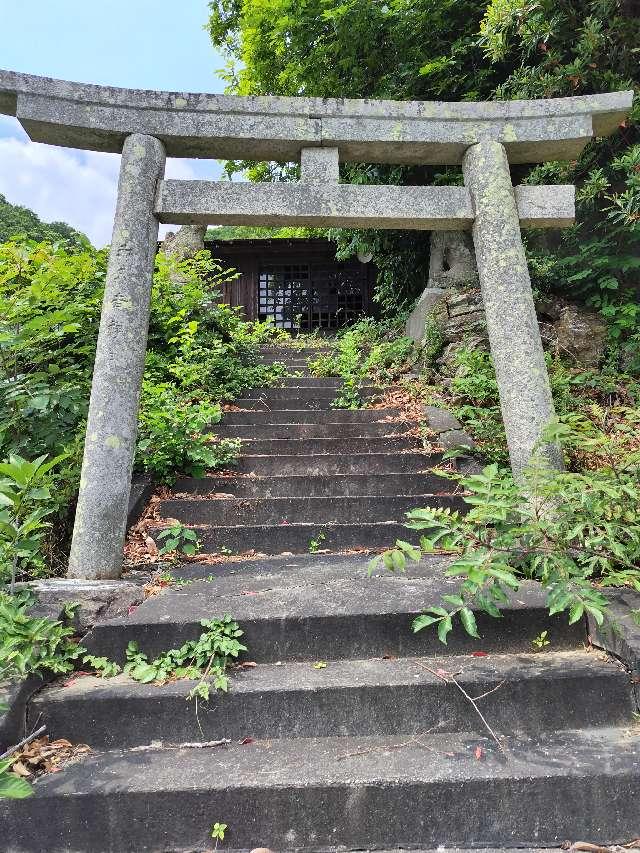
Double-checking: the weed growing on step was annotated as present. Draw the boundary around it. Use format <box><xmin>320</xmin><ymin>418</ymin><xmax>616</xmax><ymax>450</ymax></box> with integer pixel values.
<box><xmin>331</xmin><ymin>379</ymin><xmax>363</xmax><ymax>410</ymax></box>
<box><xmin>157</xmin><ymin>523</ymin><xmax>201</xmax><ymax>557</ymax></box>
<box><xmin>121</xmin><ymin>617</ymin><xmax>246</xmax><ymax>696</ymax></box>
<box><xmin>372</xmin><ymin>418</ymin><xmax>640</xmax><ymax>643</ymax></box>
<box><xmin>309</xmin><ymin>531</ymin><xmax>327</xmax><ymax>553</ymax></box>
<box><xmin>0</xmin><ymin>590</ymin><xmax>83</xmax><ymax>681</ymax></box>
<box><xmin>308</xmin><ymin>318</ymin><xmax>417</xmax><ymax>403</ymax></box>
<box><xmin>1</xmin><ymin>588</ymin><xmax>245</xmax><ymax>706</ymax></box>
<box><xmin>210</xmin><ymin>822</ymin><xmax>228</xmax><ymax>849</ymax></box>
<box><xmin>532</xmin><ymin>631</ymin><xmax>551</xmax><ymax>651</ymax></box>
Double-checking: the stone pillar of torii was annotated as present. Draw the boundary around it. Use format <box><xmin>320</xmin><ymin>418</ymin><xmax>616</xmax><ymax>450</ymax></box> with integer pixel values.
<box><xmin>0</xmin><ymin>70</ymin><xmax>632</xmax><ymax>579</ymax></box>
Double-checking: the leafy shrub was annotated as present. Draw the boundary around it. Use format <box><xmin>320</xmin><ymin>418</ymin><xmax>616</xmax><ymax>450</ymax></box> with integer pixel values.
<box><xmin>309</xmin><ymin>317</ymin><xmax>417</xmax><ymax>388</ymax></box>
<box><xmin>136</xmin><ymin>384</ymin><xmax>240</xmax><ymax>481</ymax></box>
<box><xmin>0</xmin><ymin>590</ymin><xmax>81</xmax><ymax>681</ymax></box>
<box><xmin>445</xmin><ymin>347</ymin><xmax>640</xmax><ymax>464</ymax></box>
<box><xmin>373</xmin><ymin>419</ymin><xmax>640</xmax><ymax>642</ymax></box>
<box><xmin>0</xmin><ymin>454</ymin><xmax>65</xmax><ymax>587</ymax></box>
<box><xmin>0</xmin><ymin>239</ymin><xmax>284</xmax><ymax>580</ymax></box>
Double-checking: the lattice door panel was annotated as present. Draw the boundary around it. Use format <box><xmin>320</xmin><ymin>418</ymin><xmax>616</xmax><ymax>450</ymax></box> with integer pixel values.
<box><xmin>258</xmin><ymin>261</ymin><xmax>366</xmax><ymax>330</ymax></box>
<box><xmin>258</xmin><ymin>264</ymin><xmax>311</xmax><ymax>329</ymax></box>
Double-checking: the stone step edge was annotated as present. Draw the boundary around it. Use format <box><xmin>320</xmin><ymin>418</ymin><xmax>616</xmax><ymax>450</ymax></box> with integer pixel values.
<box><xmin>12</xmin><ymin>740</ymin><xmax>635</xmax><ymax>853</ymax></box>
<box><xmin>36</xmin><ymin>649</ymin><xmax>626</xmax><ymax>703</ymax></box>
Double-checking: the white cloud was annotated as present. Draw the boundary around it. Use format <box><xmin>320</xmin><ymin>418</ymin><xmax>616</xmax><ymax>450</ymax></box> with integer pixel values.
<box><xmin>0</xmin><ymin>134</ymin><xmax>204</xmax><ymax>247</ymax></box>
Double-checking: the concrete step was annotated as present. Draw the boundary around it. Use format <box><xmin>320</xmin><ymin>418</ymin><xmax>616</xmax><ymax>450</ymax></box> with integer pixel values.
<box><xmin>276</xmin><ymin>376</ymin><xmax>343</xmax><ymax>386</ymax></box>
<box><xmin>86</xmin><ymin>555</ymin><xmax>582</xmax><ymax>664</ymax></box>
<box><xmin>172</xmin><ymin>472</ymin><xmax>454</xmax><ymax>498</ymax></box>
<box><xmin>32</xmin><ymin>651</ymin><xmax>631</xmax><ymax>750</ymax></box>
<box><xmin>157</xmin><ymin>494</ymin><xmax>464</xmax><ymax>526</ymax></box>
<box><xmin>239</xmin><ymin>385</ymin><xmax>380</xmax><ymax>401</ymax></box>
<box><xmin>150</xmin><ymin>519</ymin><xmax>410</xmax><ymax>554</ymax></box>
<box><xmin>233</xmin><ymin>397</ymin><xmax>378</xmax><ymax>410</ymax></box>
<box><xmin>213</xmin><ymin>422</ymin><xmax>412</xmax><ymax>439</ymax></box>
<box><xmin>235</xmin><ymin>436</ymin><xmax>419</xmax><ymax>455</ymax></box>
<box><xmin>222</xmin><ymin>407</ymin><xmax>400</xmax><ymax>424</ymax></box>
<box><xmin>260</xmin><ymin>357</ymin><xmax>314</xmax><ymax>367</ymax></box>
<box><xmin>229</xmin><ymin>452</ymin><xmax>440</xmax><ymax>475</ymax></box>
<box><xmin>260</xmin><ymin>347</ymin><xmax>329</xmax><ymax>357</ymax></box>
<box><xmin>4</xmin><ymin>728</ymin><xmax>638</xmax><ymax>851</ymax></box>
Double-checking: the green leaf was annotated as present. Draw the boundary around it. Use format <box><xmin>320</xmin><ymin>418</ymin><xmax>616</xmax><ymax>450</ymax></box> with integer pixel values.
<box><xmin>130</xmin><ymin>663</ymin><xmax>158</xmax><ymax>683</ymax></box>
<box><xmin>0</xmin><ymin>770</ymin><xmax>34</xmax><ymax>800</ymax></box>
<box><xmin>459</xmin><ymin>607</ymin><xmax>480</xmax><ymax>638</ymax></box>
<box><xmin>568</xmin><ymin>603</ymin><xmax>585</xmax><ymax>625</ymax></box>
<box><xmin>412</xmin><ymin>613</ymin><xmax>440</xmax><ymax>632</ymax></box>
<box><xmin>437</xmin><ymin>616</ymin><xmax>453</xmax><ymax>645</ymax></box>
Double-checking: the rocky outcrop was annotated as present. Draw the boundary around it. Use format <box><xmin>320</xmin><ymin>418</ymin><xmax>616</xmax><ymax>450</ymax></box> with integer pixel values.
<box><xmin>536</xmin><ymin>297</ymin><xmax>608</xmax><ymax>368</ymax></box>
<box><xmin>406</xmin><ymin>232</ymin><xmax>607</xmax><ymax>371</ymax></box>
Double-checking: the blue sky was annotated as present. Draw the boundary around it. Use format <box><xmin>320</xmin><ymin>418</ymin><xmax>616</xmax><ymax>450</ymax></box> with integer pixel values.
<box><xmin>0</xmin><ymin>0</ymin><xmax>227</xmax><ymax>245</ymax></box>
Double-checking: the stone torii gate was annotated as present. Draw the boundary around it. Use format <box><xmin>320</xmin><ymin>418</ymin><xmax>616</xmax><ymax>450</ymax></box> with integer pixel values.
<box><xmin>0</xmin><ymin>70</ymin><xmax>632</xmax><ymax>580</ymax></box>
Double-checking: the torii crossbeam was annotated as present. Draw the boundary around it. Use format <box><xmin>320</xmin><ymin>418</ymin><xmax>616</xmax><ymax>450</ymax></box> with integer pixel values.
<box><xmin>0</xmin><ymin>70</ymin><xmax>632</xmax><ymax>579</ymax></box>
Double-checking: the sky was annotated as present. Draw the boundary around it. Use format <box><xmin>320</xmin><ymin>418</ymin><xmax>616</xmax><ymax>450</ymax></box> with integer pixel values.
<box><xmin>0</xmin><ymin>0</ymin><xmax>227</xmax><ymax>245</ymax></box>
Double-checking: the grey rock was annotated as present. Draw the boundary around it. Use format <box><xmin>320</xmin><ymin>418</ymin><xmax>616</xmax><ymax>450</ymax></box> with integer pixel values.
<box><xmin>68</xmin><ymin>133</ymin><xmax>166</xmax><ymax>579</ymax></box>
<box><xmin>447</xmin><ymin>291</ymin><xmax>477</xmax><ymax>309</ymax></box>
<box><xmin>553</xmin><ymin>301</ymin><xmax>608</xmax><ymax>367</ymax></box>
<box><xmin>449</xmin><ymin>301</ymin><xmax>483</xmax><ymax>318</ymax></box>
<box><xmin>428</xmin><ymin>231</ymin><xmax>478</xmax><ymax>289</ymax></box>
<box><xmin>438</xmin><ymin>429</ymin><xmax>477</xmax><ymax>451</ymax></box>
<box><xmin>423</xmin><ymin>405</ymin><xmax>462</xmax><ymax>433</ymax></box>
<box><xmin>160</xmin><ymin>224</ymin><xmax>206</xmax><ymax>260</ymax></box>
<box><xmin>405</xmin><ymin>287</ymin><xmax>447</xmax><ymax>343</ymax></box>
<box><xmin>156</xmin><ymin>180</ymin><xmax>573</xmax><ymax>230</ymax></box>
<box><xmin>443</xmin><ymin>311</ymin><xmax>486</xmax><ymax>342</ymax></box>
<box><xmin>0</xmin><ymin>675</ymin><xmax>47</xmax><ymax>752</ymax></box>
<box><xmin>300</xmin><ymin>147</ymin><xmax>339</xmax><ymax>183</ymax></box>
<box><xmin>22</xmin><ymin>578</ymin><xmax>144</xmax><ymax>633</ymax></box>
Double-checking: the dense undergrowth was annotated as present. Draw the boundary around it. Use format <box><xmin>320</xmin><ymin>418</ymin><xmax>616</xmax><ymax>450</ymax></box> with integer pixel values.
<box><xmin>308</xmin><ymin>311</ymin><xmax>640</xmax><ymax>635</ymax></box>
<box><xmin>0</xmin><ymin>238</ymin><xmax>284</xmax><ymax>584</ymax></box>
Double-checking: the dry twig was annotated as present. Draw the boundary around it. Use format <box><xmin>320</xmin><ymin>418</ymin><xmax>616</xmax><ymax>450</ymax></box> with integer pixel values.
<box><xmin>413</xmin><ymin>660</ymin><xmax>506</xmax><ymax>754</ymax></box>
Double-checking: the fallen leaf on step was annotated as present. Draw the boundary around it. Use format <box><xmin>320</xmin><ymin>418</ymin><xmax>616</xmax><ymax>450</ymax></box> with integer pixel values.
<box><xmin>239</xmin><ymin>737</ymin><xmax>255</xmax><ymax>745</ymax></box>
<box><xmin>474</xmin><ymin>746</ymin><xmax>484</xmax><ymax>760</ymax></box>
<box><xmin>471</xmin><ymin>651</ymin><xmax>488</xmax><ymax>657</ymax></box>
<box><xmin>144</xmin><ymin>535</ymin><xmax>159</xmax><ymax>555</ymax></box>
<box><xmin>313</xmin><ymin>661</ymin><xmax>327</xmax><ymax>669</ymax></box>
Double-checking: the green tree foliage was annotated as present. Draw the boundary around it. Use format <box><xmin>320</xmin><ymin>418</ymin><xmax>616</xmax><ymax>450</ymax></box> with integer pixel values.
<box><xmin>208</xmin><ymin>0</ymin><xmax>639</xmax><ymax>330</ymax></box>
<box><xmin>207</xmin><ymin>225</ymin><xmax>324</xmax><ymax>240</ymax></box>
<box><xmin>0</xmin><ymin>193</ymin><xmax>88</xmax><ymax>247</ymax></box>
<box><xmin>0</xmin><ymin>238</ymin><xmax>284</xmax><ymax>580</ymax></box>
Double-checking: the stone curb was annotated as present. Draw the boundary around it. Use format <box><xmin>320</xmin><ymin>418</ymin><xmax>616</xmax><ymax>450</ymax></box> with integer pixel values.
<box><xmin>588</xmin><ymin>589</ymin><xmax>640</xmax><ymax>710</ymax></box>
<box><xmin>0</xmin><ymin>674</ymin><xmax>48</xmax><ymax>752</ymax></box>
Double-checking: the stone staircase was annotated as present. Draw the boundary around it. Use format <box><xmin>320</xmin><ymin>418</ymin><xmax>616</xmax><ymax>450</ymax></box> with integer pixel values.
<box><xmin>149</xmin><ymin>345</ymin><xmax>464</xmax><ymax>556</ymax></box>
<box><xmin>3</xmin><ymin>346</ymin><xmax>639</xmax><ymax>852</ymax></box>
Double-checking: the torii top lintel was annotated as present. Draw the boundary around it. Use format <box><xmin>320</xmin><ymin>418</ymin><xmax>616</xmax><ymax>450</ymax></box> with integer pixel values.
<box><xmin>0</xmin><ymin>69</ymin><xmax>633</xmax><ymax>166</ymax></box>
